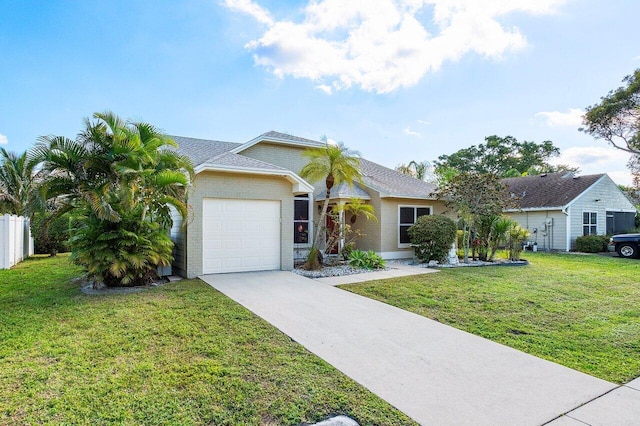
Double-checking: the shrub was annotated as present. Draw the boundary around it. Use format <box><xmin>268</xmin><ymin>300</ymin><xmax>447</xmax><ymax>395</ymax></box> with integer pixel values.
<box><xmin>31</xmin><ymin>212</ymin><xmax>70</xmax><ymax>256</ymax></box>
<box><xmin>407</xmin><ymin>215</ymin><xmax>457</xmax><ymax>262</ymax></box>
<box><xmin>348</xmin><ymin>249</ymin><xmax>386</xmax><ymax>270</ymax></box>
<box><xmin>69</xmin><ymin>206</ymin><xmax>173</xmax><ymax>287</ymax></box>
<box><xmin>507</xmin><ymin>225</ymin><xmax>529</xmax><ymax>261</ymax></box>
<box><xmin>576</xmin><ymin>235</ymin><xmax>609</xmax><ymax>253</ymax></box>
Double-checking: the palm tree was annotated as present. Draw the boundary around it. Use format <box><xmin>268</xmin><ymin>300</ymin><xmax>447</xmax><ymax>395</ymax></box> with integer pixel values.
<box><xmin>31</xmin><ymin>111</ymin><xmax>193</xmax><ymax>286</ymax></box>
<box><xmin>299</xmin><ymin>142</ymin><xmax>362</xmax><ymax>268</ymax></box>
<box><xmin>0</xmin><ymin>148</ymin><xmax>40</xmax><ymax>217</ymax></box>
<box><xmin>335</xmin><ymin>197</ymin><xmax>377</xmax><ymax>225</ymax></box>
<box><xmin>396</xmin><ymin>160</ymin><xmax>432</xmax><ymax>181</ymax></box>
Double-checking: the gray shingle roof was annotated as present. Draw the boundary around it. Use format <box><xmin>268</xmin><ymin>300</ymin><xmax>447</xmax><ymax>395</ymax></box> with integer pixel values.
<box><xmin>203</xmin><ymin>152</ymin><xmax>287</xmax><ymax>171</ymax></box>
<box><xmin>502</xmin><ymin>172</ymin><xmax>604</xmax><ymax>209</ymax></box>
<box><xmin>170</xmin><ymin>133</ymin><xmax>435</xmax><ymax>199</ymax></box>
<box><xmin>315</xmin><ymin>182</ymin><xmax>372</xmax><ymax>201</ymax></box>
<box><xmin>170</xmin><ymin>136</ymin><xmax>240</xmax><ymax>167</ymax></box>
<box><xmin>360</xmin><ymin>159</ymin><xmax>437</xmax><ymax>199</ymax></box>
<box><xmin>255</xmin><ymin>131</ymin><xmax>325</xmax><ymax>147</ymax></box>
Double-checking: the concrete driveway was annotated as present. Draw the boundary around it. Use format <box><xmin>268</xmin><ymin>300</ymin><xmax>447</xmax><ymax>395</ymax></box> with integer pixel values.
<box><xmin>201</xmin><ymin>271</ymin><xmax>630</xmax><ymax>425</ymax></box>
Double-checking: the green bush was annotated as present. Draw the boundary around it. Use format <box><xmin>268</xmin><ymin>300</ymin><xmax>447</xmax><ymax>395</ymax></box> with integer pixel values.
<box><xmin>69</xmin><ymin>206</ymin><xmax>173</xmax><ymax>286</ymax></box>
<box><xmin>31</xmin><ymin>212</ymin><xmax>70</xmax><ymax>256</ymax></box>
<box><xmin>576</xmin><ymin>235</ymin><xmax>609</xmax><ymax>253</ymax></box>
<box><xmin>507</xmin><ymin>225</ymin><xmax>529</xmax><ymax>261</ymax></box>
<box><xmin>348</xmin><ymin>249</ymin><xmax>386</xmax><ymax>270</ymax></box>
<box><xmin>408</xmin><ymin>215</ymin><xmax>457</xmax><ymax>262</ymax></box>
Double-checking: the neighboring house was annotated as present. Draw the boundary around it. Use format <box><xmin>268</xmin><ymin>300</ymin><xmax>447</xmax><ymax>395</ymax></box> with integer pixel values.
<box><xmin>502</xmin><ymin>172</ymin><xmax>637</xmax><ymax>251</ymax></box>
<box><xmin>170</xmin><ymin>131</ymin><xmax>445</xmax><ymax>278</ymax></box>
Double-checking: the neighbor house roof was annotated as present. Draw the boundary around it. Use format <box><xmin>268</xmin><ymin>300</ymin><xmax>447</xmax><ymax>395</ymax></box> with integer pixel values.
<box><xmin>502</xmin><ymin>172</ymin><xmax>604</xmax><ymax>209</ymax></box>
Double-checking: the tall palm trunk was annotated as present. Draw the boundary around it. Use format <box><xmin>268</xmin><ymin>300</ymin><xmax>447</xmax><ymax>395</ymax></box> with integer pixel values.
<box><xmin>314</xmin><ymin>174</ymin><xmax>334</xmax><ymax>246</ymax></box>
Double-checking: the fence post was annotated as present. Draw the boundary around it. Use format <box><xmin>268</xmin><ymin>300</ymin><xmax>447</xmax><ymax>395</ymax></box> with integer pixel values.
<box><xmin>0</xmin><ymin>215</ymin><xmax>8</xmax><ymax>269</ymax></box>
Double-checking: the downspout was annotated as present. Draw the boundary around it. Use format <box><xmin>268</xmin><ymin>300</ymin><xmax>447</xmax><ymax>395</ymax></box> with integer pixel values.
<box><xmin>562</xmin><ymin>205</ymin><xmax>570</xmax><ymax>252</ymax></box>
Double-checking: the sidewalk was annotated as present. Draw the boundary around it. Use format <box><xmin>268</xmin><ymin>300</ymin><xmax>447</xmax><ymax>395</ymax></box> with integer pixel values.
<box><xmin>200</xmin><ymin>271</ymin><xmax>634</xmax><ymax>425</ymax></box>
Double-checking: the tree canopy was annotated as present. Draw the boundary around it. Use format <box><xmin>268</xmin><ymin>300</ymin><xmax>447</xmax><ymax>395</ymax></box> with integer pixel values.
<box><xmin>31</xmin><ymin>111</ymin><xmax>193</xmax><ymax>286</ymax></box>
<box><xmin>582</xmin><ymin>69</ymin><xmax>640</xmax><ymax>154</ymax></box>
<box><xmin>434</xmin><ymin>135</ymin><xmax>567</xmax><ymax>177</ymax></box>
<box><xmin>0</xmin><ymin>148</ymin><xmax>41</xmax><ymax>217</ymax></box>
<box><xmin>434</xmin><ymin>172</ymin><xmax>517</xmax><ymax>262</ymax></box>
<box><xmin>395</xmin><ymin>160</ymin><xmax>433</xmax><ymax>181</ymax></box>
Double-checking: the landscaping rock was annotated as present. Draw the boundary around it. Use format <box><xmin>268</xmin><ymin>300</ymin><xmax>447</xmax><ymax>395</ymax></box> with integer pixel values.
<box><xmin>309</xmin><ymin>415</ymin><xmax>359</xmax><ymax>426</ymax></box>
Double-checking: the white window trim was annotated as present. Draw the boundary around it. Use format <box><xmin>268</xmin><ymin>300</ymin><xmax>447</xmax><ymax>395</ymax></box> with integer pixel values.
<box><xmin>294</xmin><ymin>194</ymin><xmax>313</xmax><ymax>247</ymax></box>
<box><xmin>582</xmin><ymin>210</ymin><xmax>598</xmax><ymax>236</ymax></box>
<box><xmin>398</xmin><ymin>204</ymin><xmax>433</xmax><ymax>248</ymax></box>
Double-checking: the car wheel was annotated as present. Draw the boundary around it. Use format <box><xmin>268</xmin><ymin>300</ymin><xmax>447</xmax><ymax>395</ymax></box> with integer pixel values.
<box><xmin>617</xmin><ymin>243</ymin><xmax>639</xmax><ymax>259</ymax></box>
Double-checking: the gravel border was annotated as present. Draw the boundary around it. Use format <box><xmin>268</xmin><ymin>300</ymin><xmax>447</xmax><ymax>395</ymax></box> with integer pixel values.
<box><xmin>293</xmin><ymin>264</ymin><xmax>389</xmax><ymax>279</ymax></box>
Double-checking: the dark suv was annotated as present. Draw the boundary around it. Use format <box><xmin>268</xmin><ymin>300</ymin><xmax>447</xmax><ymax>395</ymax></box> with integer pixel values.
<box><xmin>609</xmin><ymin>234</ymin><xmax>640</xmax><ymax>258</ymax></box>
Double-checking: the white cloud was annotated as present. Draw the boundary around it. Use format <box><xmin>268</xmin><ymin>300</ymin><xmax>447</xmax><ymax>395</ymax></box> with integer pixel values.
<box><xmin>223</xmin><ymin>0</ymin><xmax>273</xmax><ymax>25</ymax></box>
<box><xmin>551</xmin><ymin>146</ymin><xmax>633</xmax><ymax>185</ymax></box>
<box><xmin>315</xmin><ymin>84</ymin><xmax>333</xmax><ymax>94</ymax></box>
<box><xmin>404</xmin><ymin>126</ymin><xmax>421</xmax><ymax>137</ymax></box>
<box><xmin>535</xmin><ymin>108</ymin><xmax>585</xmax><ymax>127</ymax></box>
<box><xmin>227</xmin><ymin>0</ymin><xmax>568</xmax><ymax>93</ymax></box>
<box><xmin>417</xmin><ymin>119</ymin><xmax>431</xmax><ymax>126</ymax></box>
<box><xmin>0</xmin><ymin>133</ymin><xmax>7</xmax><ymax>145</ymax></box>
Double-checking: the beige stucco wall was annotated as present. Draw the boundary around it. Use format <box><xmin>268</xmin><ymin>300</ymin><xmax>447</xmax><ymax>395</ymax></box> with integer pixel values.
<box><xmin>379</xmin><ymin>198</ymin><xmax>450</xmax><ymax>257</ymax></box>
<box><xmin>185</xmin><ymin>171</ymin><xmax>294</xmax><ymax>278</ymax></box>
<box><xmin>241</xmin><ymin>143</ymin><xmax>324</xmax><ymax>195</ymax></box>
<box><xmin>506</xmin><ymin>210</ymin><xmax>567</xmax><ymax>251</ymax></box>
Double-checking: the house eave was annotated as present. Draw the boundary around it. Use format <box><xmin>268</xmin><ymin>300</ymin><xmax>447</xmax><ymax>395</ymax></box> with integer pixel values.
<box><xmin>380</xmin><ymin>194</ymin><xmax>438</xmax><ymax>201</ymax></box>
<box><xmin>194</xmin><ymin>164</ymin><xmax>314</xmax><ymax>194</ymax></box>
<box><xmin>504</xmin><ymin>206</ymin><xmax>565</xmax><ymax>213</ymax></box>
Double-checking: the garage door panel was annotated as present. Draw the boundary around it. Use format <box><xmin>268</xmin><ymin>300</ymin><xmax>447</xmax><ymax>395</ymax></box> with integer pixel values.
<box><xmin>203</xmin><ymin>199</ymin><xmax>281</xmax><ymax>274</ymax></box>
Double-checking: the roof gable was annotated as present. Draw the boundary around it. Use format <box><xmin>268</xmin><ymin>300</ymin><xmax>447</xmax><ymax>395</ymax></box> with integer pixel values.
<box><xmin>233</xmin><ymin>130</ymin><xmax>325</xmax><ymax>154</ymax></box>
<box><xmin>502</xmin><ymin>173</ymin><xmax>604</xmax><ymax>209</ymax></box>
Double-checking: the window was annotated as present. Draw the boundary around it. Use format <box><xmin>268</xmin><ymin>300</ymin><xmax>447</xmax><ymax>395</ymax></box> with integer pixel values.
<box><xmin>399</xmin><ymin>206</ymin><xmax>431</xmax><ymax>245</ymax></box>
<box><xmin>583</xmin><ymin>211</ymin><xmax>597</xmax><ymax>236</ymax></box>
<box><xmin>294</xmin><ymin>195</ymin><xmax>310</xmax><ymax>244</ymax></box>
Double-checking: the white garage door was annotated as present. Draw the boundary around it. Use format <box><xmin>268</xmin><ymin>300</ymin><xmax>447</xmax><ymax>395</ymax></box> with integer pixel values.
<box><xmin>202</xmin><ymin>199</ymin><xmax>281</xmax><ymax>274</ymax></box>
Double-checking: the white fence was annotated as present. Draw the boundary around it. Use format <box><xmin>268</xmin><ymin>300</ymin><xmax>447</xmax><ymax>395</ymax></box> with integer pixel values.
<box><xmin>0</xmin><ymin>214</ymin><xmax>34</xmax><ymax>269</ymax></box>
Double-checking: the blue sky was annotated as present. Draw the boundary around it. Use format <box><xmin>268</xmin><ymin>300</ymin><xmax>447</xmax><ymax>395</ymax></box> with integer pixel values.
<box><xmin>1</xmin><ymin>0</ymin><xmax>639</xmax><ymax>184</ymax></box>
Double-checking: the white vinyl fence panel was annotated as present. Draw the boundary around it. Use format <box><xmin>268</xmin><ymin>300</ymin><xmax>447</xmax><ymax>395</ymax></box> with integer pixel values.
<box><xmin>0</xmin><ymin>214</ymin><xmax>34</xmax><ymax>269</ymax></box>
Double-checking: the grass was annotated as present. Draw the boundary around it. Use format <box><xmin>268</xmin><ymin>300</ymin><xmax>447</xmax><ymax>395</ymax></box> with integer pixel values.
<box><xmin>340</xmin><ymin>252</ymin><xmax>640</xmax><ymax>384</ymax></box>
<box><xmin>0</xmin><ymin>255</ymin><xmax>416</xmax><ymax>426</ymax></box>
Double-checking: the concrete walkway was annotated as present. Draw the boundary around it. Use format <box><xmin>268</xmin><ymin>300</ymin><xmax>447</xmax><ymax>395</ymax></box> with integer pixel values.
<box><xmin>201</xmin><ymin>271</ymin><xmax>637</xmax><ymax>425</ymax></box>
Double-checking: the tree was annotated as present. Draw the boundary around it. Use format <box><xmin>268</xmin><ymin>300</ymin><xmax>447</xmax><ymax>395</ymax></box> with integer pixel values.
<box><xmin>435</xmin><ymin>172</ymin><xmax>516</xmax><ymax>262</ymax></box>
<box><xmin>299</xmin><ymin>142</ymin><xmax>362</xmax><ymax>269</ymax></box>
<box><xmin>396</xmin><ymin>160</ymin><xmax>433</xmax><ymax>181</ymax></box>
<box><xmin>31</xmin><ymin>111</ymin><xmax>193</xmax><ymax>286</ymax></box>
<box><xmin>0</xmin><ymin>148</ymin><xmax>41</xmax><ymax>217</ymax></box>
<box><xmin>335</xmin><ymin>197</ymin><xmax>377</xmax><ymax>225</ymax></box>
<box><xmin>582</xmin><ymin>69</ymin><xmax>640</xmax><ymax>154</ymax></box>
<box><xmin>434</xmin><ymin>135</ymin><xmax>561</xmax><ymax>177</ymax></box>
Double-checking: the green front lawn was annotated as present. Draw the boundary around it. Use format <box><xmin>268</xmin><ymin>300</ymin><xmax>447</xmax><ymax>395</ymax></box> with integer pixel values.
<box><xmin>341</xmin><ymin>252</ymin><xmax>640</xmax><ymax>384</ymax></box>
<box><xmin>0</xmin><ymin>255</ymin><xmax>415</xmax><ymax>425</ymax></box>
